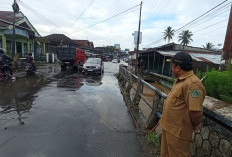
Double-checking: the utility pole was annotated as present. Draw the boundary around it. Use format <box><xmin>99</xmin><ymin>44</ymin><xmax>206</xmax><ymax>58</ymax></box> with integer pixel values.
<box><xmin>11</xmin><ymin>0</ymin><xmax>19</xmax><ymax>58</ymax></box>
<box><xmin>223</xmin><ymin>4</ymin><xmax>232</xmax><ymax>69</ymax></box>
<box><xmin>135</xmin><ymin>1</ymin><xmax>143</xmax><ymax>74</ymax></box>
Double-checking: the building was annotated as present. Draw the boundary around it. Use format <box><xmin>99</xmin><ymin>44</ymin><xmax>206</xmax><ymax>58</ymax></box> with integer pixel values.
<box><xmin>74</xmin><ymin>40</ymin><xmax>94</xmax><ymax>49</ymax></box>
<box><xmin>0</xmin><ymin>11</ymin><xmax>41</xmax><ymax>57</ymax></box>
<box><xmin>139</xmin><ymin>43</ymin><xmax>223</xmax><ymax>76</ymax></box>
<box><xmin>40</xmin><ymin>34</ymin><xmax>79</xmax><ymax>54</ymax></box>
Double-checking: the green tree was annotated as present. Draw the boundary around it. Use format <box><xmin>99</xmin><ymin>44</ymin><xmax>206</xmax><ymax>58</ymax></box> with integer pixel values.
<box><xmin>202</xmin><ymin>42</ymin><xmax>214</xmax><ymax>50</ymax></box>
<box><xmin>163</xmin><ymin>26</ymin><xmax>175</xmax><ymax>43</ymax></box>
<box><xmin>178</xmin><ymin>30</ymin><xmax>193</xmax><ymax>46</ymax></box>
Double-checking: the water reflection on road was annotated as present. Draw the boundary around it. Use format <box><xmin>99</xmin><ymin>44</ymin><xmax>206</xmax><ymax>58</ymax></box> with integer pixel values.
<box><xmin>0</xmin><ymin>62</ymin><xmax>143</xmax><ymax>157</ymax></box>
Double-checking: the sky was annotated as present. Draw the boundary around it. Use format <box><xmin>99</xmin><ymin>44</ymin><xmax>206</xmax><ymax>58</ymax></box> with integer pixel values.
<box><xmin>0</xmin><ymin>0</ymin><xmax>231</xmax><ymax>50</ymax></box>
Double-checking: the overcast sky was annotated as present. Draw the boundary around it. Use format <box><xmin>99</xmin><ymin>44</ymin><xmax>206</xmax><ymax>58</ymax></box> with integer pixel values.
<box><xmin>0</xmin><ymin>0</ymin><xmax>231</xmax><ymax>50</ymax></box>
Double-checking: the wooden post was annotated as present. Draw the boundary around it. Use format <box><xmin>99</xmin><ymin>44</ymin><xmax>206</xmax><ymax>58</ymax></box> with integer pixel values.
<box><xmin>126</xmin><ymin>73</ymin><xmax>133</xmax><ymax>93</ymax></box>
<box><xmin>162</xmin><ymin>56</ymin><xmax>165</xmax><ymax>75</ymax></box>
<box><xmin>145</xmin><ymin>93</ymin><xmax>163</xmax><ymax>129</ymax></box>
<box><xmin>223</xmin><ymin>4</ymin><xmax>232</xmax><ymax>69</ymax></box>
<box><xmin>132</xmin><ymin>79</ymin><xmax>144</xmax><ymax>106</ymax></box>
<box><xmin>153</xmin><ymin>51</ymin><xmax>155</xmax><ymax>72</ymax></box>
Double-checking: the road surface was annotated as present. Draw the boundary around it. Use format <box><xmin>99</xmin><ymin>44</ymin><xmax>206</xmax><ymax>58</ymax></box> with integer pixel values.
<box><xmin>0</xmin><ymin>62</ymin><xmax>147</xmax><ymax>157</ymax></box>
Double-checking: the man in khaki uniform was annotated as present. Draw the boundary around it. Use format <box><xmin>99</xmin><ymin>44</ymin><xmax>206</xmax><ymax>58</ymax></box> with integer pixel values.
<box><xmin>160</xmin><ymin>52</ymin><xmax>206</xmax><ymax>157</ymax></box>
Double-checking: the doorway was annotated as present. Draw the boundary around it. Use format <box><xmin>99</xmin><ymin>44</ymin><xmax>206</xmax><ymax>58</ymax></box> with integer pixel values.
<box><xmin>16</xmin><ymin>42</ymin><xmax>22</xmax><ymax>57</ymax></box>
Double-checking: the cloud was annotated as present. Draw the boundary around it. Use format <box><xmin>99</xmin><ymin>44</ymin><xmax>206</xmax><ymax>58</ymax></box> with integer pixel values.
<box><xmin>0</xmin><ymin>0</ymin><xmax>230</xmax><ymax>49</ymax></box>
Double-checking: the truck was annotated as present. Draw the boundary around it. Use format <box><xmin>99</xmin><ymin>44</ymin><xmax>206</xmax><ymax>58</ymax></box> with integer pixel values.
<box><xmin>57</xmin><ymin>47</ymin><xmax>86</xmax><ymax>70</ymax></box>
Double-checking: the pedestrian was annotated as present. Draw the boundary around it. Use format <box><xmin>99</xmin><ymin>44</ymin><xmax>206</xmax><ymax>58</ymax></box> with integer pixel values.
<box><xmin>27</xmin><ymin>52</ymin><xmax>36</xmax><ymax>72</ymax></box>
<box><xmin>160</xmin><ymin>52</ymin><xmax>206</xmax><ymax>157</ymax></box>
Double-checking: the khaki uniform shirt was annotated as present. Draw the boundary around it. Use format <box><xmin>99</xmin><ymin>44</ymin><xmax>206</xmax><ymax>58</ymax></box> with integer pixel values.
<box><xmin>160</xmin><ymin>70</ymin><xmax>206</xmax><ymax>141</ymax></box>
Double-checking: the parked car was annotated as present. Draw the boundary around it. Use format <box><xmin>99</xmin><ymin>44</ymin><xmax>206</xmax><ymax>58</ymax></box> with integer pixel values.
<box><xmin>112</xmin><ymin>58</ymin><xmax>120</xmax><ymax>63</ymax></box>
<box><xmin>82</xmin><ymin>58</ymin><xmax>104</xmax><ymax>75</ymax></box>
<box><xmin>112</xmin><ymin>59</ymin><xmax>118</xmax><ymax>63</ymax></box>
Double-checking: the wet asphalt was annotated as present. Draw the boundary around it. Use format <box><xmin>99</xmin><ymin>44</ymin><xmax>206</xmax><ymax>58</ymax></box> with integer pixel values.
<box><xmin>0</xmin><ymin>62</ymin><xmax>143</xmax><ymax>157</ymax></box>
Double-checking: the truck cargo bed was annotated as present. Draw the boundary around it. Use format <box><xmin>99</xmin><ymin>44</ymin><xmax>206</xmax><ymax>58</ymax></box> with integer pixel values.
<box><xmin>57</xmin><ymin>47</ymin><xmax>76</xmax><ymax>61</ymax></box>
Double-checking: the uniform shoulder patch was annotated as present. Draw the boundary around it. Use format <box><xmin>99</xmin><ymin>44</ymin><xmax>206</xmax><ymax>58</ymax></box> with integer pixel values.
<box><xmin>190</xmin><ymin>90</ymin><xmax>200</xmax><ymax>98</ymax></box>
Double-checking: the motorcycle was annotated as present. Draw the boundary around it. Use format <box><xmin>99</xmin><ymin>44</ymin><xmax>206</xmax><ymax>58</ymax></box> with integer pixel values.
<box><xmin>0</xmin><ymin>64</ymin><xmax>12</xmax><ymax>81</ymax></box>
<box><xmin>26</xmin><ymin>63</ymin><xmax>36</xmax><ymax>76</ymax></box>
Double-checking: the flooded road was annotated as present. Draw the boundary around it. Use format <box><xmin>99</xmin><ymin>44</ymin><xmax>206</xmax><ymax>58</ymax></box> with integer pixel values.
<box><xmin>0</xmin><ymin>62</ymin><xmax>143</xmax><ymax>157</ymax></box>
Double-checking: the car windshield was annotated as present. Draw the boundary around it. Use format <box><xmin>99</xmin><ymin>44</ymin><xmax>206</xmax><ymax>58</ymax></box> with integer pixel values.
<box><xmin>86</xmin><ymin>58</ymin><xmax>101</xmax><ymax>64</ymax></box>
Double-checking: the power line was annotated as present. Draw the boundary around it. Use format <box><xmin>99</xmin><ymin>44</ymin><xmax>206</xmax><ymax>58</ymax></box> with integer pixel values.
<box><xmin>175</xmin><ymin>0</ymin><xmax>229</xmax><ymax>32</ymax></box>
<box><xmin>70</xmin><ymin>4</ymin><xmax>140</xmax><ymax>34</ymax></box>
<box><xmin>194</xmin><ymin>26</ymin><xmax>227</xmax><ymax>36</ymax></box>
<box><xmin>18</xmin><ymin>0</ymin><xmax>59</xmax><ymax>28</ymax></box>
<box><xmin>143</xmin><ymin>0</ymin><xmax>230</xmax><ymax>48</ymax></box>
<box><xmin>193</xmin><ymin>18</ymin><xmax>228</xmax><ymax>33</ymax></box>
<box><xmin>177</xmin><ymin>2</ymin><xmax>231</xmax><ymax>32</ymax></box>
<box><xmin>70</xmin><ymin>0</ymin><xmax>95</xmax><ymax>27</ymax></box>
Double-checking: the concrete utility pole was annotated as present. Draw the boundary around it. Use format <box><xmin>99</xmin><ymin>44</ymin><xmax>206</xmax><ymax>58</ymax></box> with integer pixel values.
<box><xmin>223</xmin><ymin>4</ymin><xmax>232</xmax><ymax>69</ymax></box>
<box><xmin>11</xmin><ymin>0</ymin><xmax>19</xmax><ymax>58</ymax></box>
<box><xmin>135</xmin><ymin>1</ymin><xmax>143</xmax><ymax>74</ymax></box>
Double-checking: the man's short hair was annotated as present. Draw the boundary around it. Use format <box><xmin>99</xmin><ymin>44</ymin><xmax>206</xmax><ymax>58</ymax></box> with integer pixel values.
<box><xmin>172</xmin><ymin>52</ymin><xmax>193</xmax><ymax>71</ymax></box>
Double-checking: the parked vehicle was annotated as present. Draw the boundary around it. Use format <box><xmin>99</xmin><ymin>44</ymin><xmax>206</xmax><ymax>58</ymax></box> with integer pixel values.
<box><xmin>112</xmin><ymin>59</ymin><xmax>118</xmax><ymax>63</ymax></box>
<box><xmin>57</xmin><ymin>47</ymin><xmax>86</xmax><ymax>70</ymax></box>
<box><xmin>82</xmin><ymin>58</ymin><xmax>104</xmax><ymax>75</ymax></box>
<box><xmin>112</xmin><ymin>58</ymin><xmax>120</xmax><ymax>63</ymax></box>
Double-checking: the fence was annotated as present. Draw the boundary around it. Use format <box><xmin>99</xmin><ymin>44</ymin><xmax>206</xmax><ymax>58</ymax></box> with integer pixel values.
<box><xmin>118</xmin><ymin>65</ymin><xmax>232</xmax><ymax>157</ymax></box>
<box><xmin>118</xmin><ymin>65</ymin><xmax>167</xmax><ymax>129</ymax></box>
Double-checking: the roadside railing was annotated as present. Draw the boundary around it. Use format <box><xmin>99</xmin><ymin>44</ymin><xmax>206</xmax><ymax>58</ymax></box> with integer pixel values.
<box><xmin>119</xmin><ymin>65</ymin><xmax>167</xmax><ymax>129</ymax></box>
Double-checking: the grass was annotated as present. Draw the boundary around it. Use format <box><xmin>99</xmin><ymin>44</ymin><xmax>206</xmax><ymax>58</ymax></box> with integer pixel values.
<box><xmin>146</xmin><ymin>131</ymin><xmax>160</xmax><ymax>148</ymax></box>
<box><xmin>196</xmin><ymin>66</ymin><xmax>232</xmax><ymax>104</ymax></box>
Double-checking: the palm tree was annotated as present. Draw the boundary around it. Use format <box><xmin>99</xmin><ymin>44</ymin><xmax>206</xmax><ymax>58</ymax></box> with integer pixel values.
<box><xmin>163</xmin><ymin>26</ymin><xmax>175</xmax><ymax>43</ymax></box>
<box><xmin>202</xmin><ymin>42</ymin><xmax>214</xmax><ymax>50</ymax></box>
<box><xmin>178</xmin><ymin>30</ymin><xmax>193</xmax><ymax>46</ymax></box>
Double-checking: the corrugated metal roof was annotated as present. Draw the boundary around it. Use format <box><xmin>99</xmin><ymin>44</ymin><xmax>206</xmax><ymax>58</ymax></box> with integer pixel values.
<box><xmin>157</xmin><ymin>51</ymin><xmax>223</xmax><ymax>65</ymax></box>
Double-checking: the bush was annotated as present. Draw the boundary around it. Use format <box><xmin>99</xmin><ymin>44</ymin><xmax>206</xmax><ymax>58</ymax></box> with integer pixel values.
<box><xmin>146</xmin><ymin>131</ymin><xmax>160</xmax><ymax>148</ymax></box>
<box><xmin>197</xmin><ymin>67</ymin><xmax>232</xmax><ymax>104</ymax></box>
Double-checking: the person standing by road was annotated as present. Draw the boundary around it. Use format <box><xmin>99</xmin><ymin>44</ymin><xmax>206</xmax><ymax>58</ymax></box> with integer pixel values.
<box><xmin>27</xmin><ymin>52</ymin><xmax>36</xmax><ymax>72</ymax></box>
<box><xmin>160</xmin><ymin>52</ymin><xmax>206</xmax><ymax>157</ymax></box>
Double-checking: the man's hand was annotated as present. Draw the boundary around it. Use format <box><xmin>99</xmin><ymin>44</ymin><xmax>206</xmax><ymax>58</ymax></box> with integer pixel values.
<box><xmin>189</xmin><ymin>111</ymin><xmax>203</xmax><ymax>131</ymax></box>
<box><xmin>193</xmin><ymin>124</ymin><xmax>201</xmax><ymax>131</ymax></box>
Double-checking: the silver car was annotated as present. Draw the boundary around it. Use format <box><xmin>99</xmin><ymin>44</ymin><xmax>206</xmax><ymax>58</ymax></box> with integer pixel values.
<box><xmin>82</xmin><ymin>58</ymin><xmax>104</xmax><ymax>75</ymax></box>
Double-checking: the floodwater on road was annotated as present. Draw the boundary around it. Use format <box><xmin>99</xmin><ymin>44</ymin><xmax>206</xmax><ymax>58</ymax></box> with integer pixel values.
<box><xmin>0</xmin><ymin>62</ymin><xmax>145</xmax><ymax>157</ymax></box>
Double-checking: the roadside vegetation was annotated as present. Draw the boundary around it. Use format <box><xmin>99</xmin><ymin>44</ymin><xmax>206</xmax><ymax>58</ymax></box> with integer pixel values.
<box><xmin>146</xmin><ymin>131</ymin><xmax>160</xmax><ymax>148</ymax></box>
<box><xmin>196</xmin><ymin>66</ymin><xmax>232</xmax><ymax>104</ymax></box>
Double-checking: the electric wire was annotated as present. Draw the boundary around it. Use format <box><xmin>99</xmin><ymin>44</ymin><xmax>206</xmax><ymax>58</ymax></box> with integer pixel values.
<box><xmin>70</xmin><ymin>4</ymin><xmax>140</xmax><ymax>34</ymax></box>
<box><xmin>17</xmin><ymin>0</ymin><xmax>59</xmax><ymax>28</ymax></box>
<box><xmin>143</xmin><ymin>0</ymin><xmax>231</xmax><ymax>48</ymax></box>
<box><xmin>175</xmin><ymin>0</ymin><xmax>229</xmax><ymax>32</ymax></box>
<box><xmin>70</xmin><ymin>0</ymin><xmax>95</xmax><ymax>27</ymax></box>
<box><xmin>193</xmin><ymin>18</ymin><xmax>228</xmax><ymax>33</ymax></box>
<box><xmin>176</xmin><ymin>2</ymin><xmax>231</xmax><ymax>32</ymax></box>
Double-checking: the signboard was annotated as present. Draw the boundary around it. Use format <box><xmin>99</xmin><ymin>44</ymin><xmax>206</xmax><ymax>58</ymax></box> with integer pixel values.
<box><xmin>114</xmin><ymin>44</ymin><xmax>120</xmax><ymax>50</ymax></box>
<box><xmin>133</xmin><ymin>31</ymin><xmax>142</xmax><ymax>44</ymax></box>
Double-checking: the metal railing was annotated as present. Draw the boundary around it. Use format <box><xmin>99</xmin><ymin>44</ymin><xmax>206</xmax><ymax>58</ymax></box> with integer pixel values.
<box><xmin>119</xmin><ymin>65</ymin><xmax>167</xmax><ymax>129</ymax></box>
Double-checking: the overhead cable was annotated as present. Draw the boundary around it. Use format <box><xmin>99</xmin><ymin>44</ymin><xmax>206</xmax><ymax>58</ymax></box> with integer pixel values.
<box><xmin>71</xmin><ymin>4</ymin><xmax>140</xmax><ymax>34</ymax></box>
<box><xmin>70</xmin><ymin>0</ymin><xmax>95</xmax><ymax>27</ymax></box>
<box><xmin>175</xmin><ymin>0</ymin><xmax>229</xmax><ymax>32</ymax></box>
<box><xmin>143</xmin><ymin>0</ymin><xmax>230</xmax><ymax>48</ymax></box>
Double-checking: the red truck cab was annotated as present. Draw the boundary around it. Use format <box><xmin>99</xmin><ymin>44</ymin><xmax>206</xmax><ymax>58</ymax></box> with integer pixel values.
<box><xmin>75</xmin><ymin>48</ymin><xmax>86</xmax><ymax>66</ymax></box>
